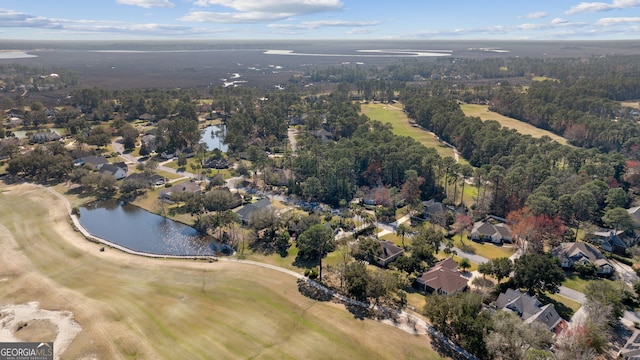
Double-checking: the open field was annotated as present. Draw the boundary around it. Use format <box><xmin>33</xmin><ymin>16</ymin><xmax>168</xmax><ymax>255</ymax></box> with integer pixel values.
<box><xmin>0</xmin><ymin>183</ymin><xmax>442</xmax><ymax>359</ymax></box>
<box><xmin>460</xmin><ymin>104</ymin><xmax>568</xmax><ymax>145</ymax></box>
<box><xmin>361</xmin><ymin>103</ymin><xmax>458</xmax><ymax>160</ymax></box>
<box><xmin>621</xmin><ymin>100</ymin><xmax>640</xmax><ymax>109</ymax></box>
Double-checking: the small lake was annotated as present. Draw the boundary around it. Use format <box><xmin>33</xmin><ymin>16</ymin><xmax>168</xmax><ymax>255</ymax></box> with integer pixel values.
<box><xmin>200</xmin><ymin>125</ymin><xmax>227</xmax><ymax>152</ymax></box>
<box><xmin>78</xmin><ymin>200</ymin><xmax>228</xmax><ymax>256</ymax></box>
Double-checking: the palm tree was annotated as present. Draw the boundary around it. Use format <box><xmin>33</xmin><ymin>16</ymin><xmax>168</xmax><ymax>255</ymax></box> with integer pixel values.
<box><xmin>396</xmin><ymin>224</ymin><xmax>409</xmax><ymax>249</ymax></box>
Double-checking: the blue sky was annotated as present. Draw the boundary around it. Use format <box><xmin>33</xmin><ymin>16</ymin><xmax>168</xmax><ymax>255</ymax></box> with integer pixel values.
<box><xmin>1</xmin><ymin>0</ymin><xmax>640</xmax><ymax>40</ymax></box>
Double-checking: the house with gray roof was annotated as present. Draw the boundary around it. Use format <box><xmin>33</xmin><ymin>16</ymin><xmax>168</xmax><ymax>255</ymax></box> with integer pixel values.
<box><xmin>589</xmin><ymin>228</ymin><xmax>636</xmax><ymax>254</ymax></box>
<box><xmin>159</xmin><ymin>181</ymin><xmax>202</xmax><ymax>201</ymax></box>
<box><xmin>99</xmin><ymin>162</ymin><xmax>128</xmax><ymax>180</ymax></box>
<box><xmin>496</xmin><ymin>288</ymin><xmax>564</xmax><ymax>332</ymax></box>
<box><xmin>78</xmin><ymin>155</ymin><xmax>109</xmax><ymax>170</ymax></box>
<box><xmin>551</xmin><ymin>242</ymin><xmax>614</xmax><ymax>276</ymax></box>
<box><xmin>236</xmin><ymin>198</ymin><xmax>272</xmax><ymax>225</ymax></box>
<box><xmin>470</xmin><ymin>218</ymin><xmax>513</xmax><ymax>244</ymax></box>
<box><xmin>376</xmin><ymin>240</ymin><xmax>404</xmax><ymax>267</ymax></box>
<box><xmin>619</xmin><ymin>329</ymin><xmax>640</xmax><ymax>360</ymax></box>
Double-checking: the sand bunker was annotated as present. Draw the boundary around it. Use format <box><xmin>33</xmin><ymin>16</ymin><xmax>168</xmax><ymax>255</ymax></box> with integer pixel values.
<box><xmin>0</xmin><ymin>302</ymin><xmax>81</xmax><ymax>360</ymax></box>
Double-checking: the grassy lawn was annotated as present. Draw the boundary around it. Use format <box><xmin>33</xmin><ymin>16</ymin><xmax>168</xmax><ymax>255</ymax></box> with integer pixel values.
<box><xmin>532</xmin><ymin>76</ymin><xmax>559</xmax><ymax>82</ymax></box>
<box><xmin>460</xmin><ymin>104</ymin><xmax>568</xmax><ymax>145</ymax></box>
<box><xmin>453</xmin><ymin>237</ymin><xmax>515</xmax><ymax>260</ymax></box>
<box><xmin>547</xmin><ymin>293</ymin><xmax>581</xmax><ymax>314</ymax></box>
<box><xmin>361</xmin><ymin>102</ymin><xmax>459</xmax><ymax>160</ymax></box>
<box><xmin>561</xmin><ymin>271</ymin><xmax>614</xmax><ymax>293</ymax></box>
<box><xmin>0</xmin><ymin>184</ymin><xmax>443</xmax><ymax>360</ymax></box>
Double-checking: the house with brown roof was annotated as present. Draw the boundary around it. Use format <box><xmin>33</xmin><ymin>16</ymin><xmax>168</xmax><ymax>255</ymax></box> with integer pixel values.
<box><xmin>551</xmin><ymin>242</ymin><xmax>614</xmax><ymax>276</ymax></box>
<box><xmin>496</xmin><ymin>288</ymin><xmax>564</xmax><ymax>332</ymax></box>
<box><xmin>415</xmin><ymin>258</ymin><xmax>468</xmax><ymax>295</ymax></box>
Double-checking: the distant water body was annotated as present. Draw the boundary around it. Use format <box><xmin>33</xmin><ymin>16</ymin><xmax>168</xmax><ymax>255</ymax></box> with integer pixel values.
<box><xmin>263</xmin><ymin>49</ymin><xmax>452</xmax><ymax>57</ymax></box>
<box><xmin>0</xmin><ymin>51</ymin><xmax>37</xmax><ymax>59</ymax></box>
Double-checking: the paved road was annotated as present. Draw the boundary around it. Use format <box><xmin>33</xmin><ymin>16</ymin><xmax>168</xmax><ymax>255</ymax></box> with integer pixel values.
<box><xmin>558</xmin><ymin>286</ymin><xmax>586</xmax><ymax>304</ymax></box>
<box><xmin>111</xmin><ymin>137</ymin><xmax>138</xmax><ymax>163</ymax></box>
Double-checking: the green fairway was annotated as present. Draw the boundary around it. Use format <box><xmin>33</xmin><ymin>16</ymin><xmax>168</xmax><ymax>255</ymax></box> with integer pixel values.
<box><xmin>0</xmin><ymin>184</ymin><xmax>442</xmax><ymax>360</ymax></box>
<box><xmin>460</xmin><ymin>104</ymin><xmax>568</xmax><ymax>145</ymax></box>
<box><xmin>361</xmin><ymin>103</ymin><xmax>459</xmax><ymax>159</ymax></box>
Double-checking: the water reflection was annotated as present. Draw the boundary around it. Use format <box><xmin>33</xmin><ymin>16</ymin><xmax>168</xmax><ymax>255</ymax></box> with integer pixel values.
<box><xmin>200</xmin><ymin>125</ymin><xmax>227</xmax><ymax>152</ymax></box>
<box><xmin>78</xmin><ymin>200</ymin><xmax>227</xmax><ymax>256</ymax></box>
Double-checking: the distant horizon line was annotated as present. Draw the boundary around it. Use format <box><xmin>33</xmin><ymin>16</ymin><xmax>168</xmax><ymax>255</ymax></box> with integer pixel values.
<box><xmin>1</xmin><ymin>38</ymin><xmax>639</xmax><ymax>43</ymax></box>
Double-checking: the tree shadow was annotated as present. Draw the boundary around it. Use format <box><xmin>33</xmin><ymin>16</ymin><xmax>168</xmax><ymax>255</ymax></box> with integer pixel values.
<box><xmin>428</xmin><ymin>334</ymin><xmax>467</xmax><ymax>360</ymax></box>
<box><xmin>296</xmin><ymin>279</ymin><xmax>333</xmax><ymax>302</ymax></box>
<box><xmin>538</xmin><ymin>293</ymin><xmax>575</xmax><ymax>320</ymax></box>
<box><xmin>291</xmin><ymin>256</ymin><xmax>318</xmax><ymax>270</ymax></box>
<box><xmin>344</xmin><ymin>303</ymin><xmax>372</xmax><ymax>320</ymax></box>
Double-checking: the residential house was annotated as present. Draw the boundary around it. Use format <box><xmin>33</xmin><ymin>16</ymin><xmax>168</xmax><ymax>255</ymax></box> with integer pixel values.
<box><xmin>415</xmin><ymin>258</ymin><xmax>468</xmax><ymax>295</ymax></box>
<box><xmin>551</xmin><ymin>242</ymin><xmax>614</xmax><ymax>276</ymax></box>
<box><xmin>236</xmin><ymin>198</ymin><xmax>272</xmax><ymax>225</ymax></box>
<box><xmin>159</xmin><ymin>181</ymin><xmax>202</xmax><ymax>201</ymax></box>
<box><xmin>6</xmin><ymin>117</ymin><xmax>23</xmax><ymax>128</ymax></box>
<box><xmin>125</xmin><ymin>173</ymin><xmax>166</xmax><ymax>187</ymax></box>
<box><xmin>421</xmin><ymin>199</ymin><xmax>446</xmax><ymax>225</ymax></box>
<box><xmin>141</xmin><ymin>134</ymin><xmax>157</xmax><ymax>153</ymax></box>
<box><xmin>265</xmin><ymin>168</ymin><xmax>294</xmax><ymax>187</ymax></box>
<box><xmin>496</xmin><ymin>288</ymin><xmax>564</xmax><ymax>332</ymax></box>
<box><xmin>376</xmin><ymin>240</ymin><xmax>404</xmax><ymax>267</ymax></box>
<box><xmin>78</xmin><ymin>155</ymin><xmax>109</xmax><ymax>170</ymax></box>
<box><xmin>99</xmin><ymin>162</ymin><xmax>128</xmax><ymax>180</ymax></box>
<box><xmin>149</xmin><ymin>174</ymin><xmax>166</xmax><ymax>186</ymax></box>
<box><xmin>311</xmin><ymin>128</ymin><xmax>333</xmax><ymax>142</ymax></box>
<box><xmin>589</xmin><ymin>228</ymin><xmax>636</xmax><ymax>254</ymax></box>
<box><xmin>30</xmin><ymin>131</ymin><xmax>61</xmax><ymax>144</ymax></box>
<box><xmin>628</xmin><ymin>206</ymin><xmax>640</xmax><ymax>226</ymax></box>
<box><xmin>470</xmin><ymin>217</ymin><xmax>513</xmax><ymax>244</ymax></box>
<box><xmin>138</xmin><ymin>113</ymin><xmax>155</xmax><ymax>122</ymax></box>
<box><xmin>619</xmin><ymin>329</ymin><xmax>640</xmax><ymax>360</ymax></box>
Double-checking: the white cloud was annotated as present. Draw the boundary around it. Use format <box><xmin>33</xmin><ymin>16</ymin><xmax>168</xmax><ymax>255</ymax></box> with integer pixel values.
<box><xmin>116</xmin><ymin>0</ymin><xmax>175</xmax><ymax>8</ymax></box>
<box><xmin>596</xmin><ymin>16</ymin><xmax>640</xmax><ymax>25</ymax></box>
<box><xmin>180</xmin><ymin>11</ymin><xmax>290</xmax><ymax>23</ymax></box>
<box><xmin>566</xmin><ymin>0</ymin><xmax>640</xmax><ymax>14</ymax></box>
<box><xmin>551</xmin><ymin>17</ymin><xmax>569</xmax><ymax>24</ymax></box>
<box><xmin>267</xmin><ymin>19</ymin><xmax>379</xmax><ymax>31</ymax></box>
<box><xmin>184</xmin><ymin>0</ymin><xmax>343</xmax><ymax>23</ymax></box>
<box><xmin>192</xmin><ymin>0</ymin><xmax>342</xmax><ymax>14</ymax></box>
<box><xmin>524</xmin><ymin>11</ymin><xmax>548</xmax><ymax>19</ymax></box>
<box><xmin>300</xmin><ymin>20</ymin><xmax>380</xmax><ymax>28</ymax></box>
<box><xmin>0</xmin><ymin>9</ymin><xmax>62</xmax><ymax>28</ymax></box>
<box><xmin>347</xmin><ymin>28</ymin><xmax>374</xmax><ymax>35</ymax></box>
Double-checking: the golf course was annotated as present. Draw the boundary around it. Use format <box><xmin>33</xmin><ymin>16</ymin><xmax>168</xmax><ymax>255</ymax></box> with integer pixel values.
<box><xmin>0</xmin><ymin>183</ymin><xmax>442</xmax><ymax>359</ymax></box>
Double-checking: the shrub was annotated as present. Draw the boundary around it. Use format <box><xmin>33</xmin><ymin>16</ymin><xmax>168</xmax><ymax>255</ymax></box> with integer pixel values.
<box><xmin>306</xmin><ymin>268</ymin><xmax>318</xmax><ymax>279</ymax></box>
<box><xmin>612</xmin><ymin>253</ymin><xmax>634</xmax><ymax>266</ymax></box>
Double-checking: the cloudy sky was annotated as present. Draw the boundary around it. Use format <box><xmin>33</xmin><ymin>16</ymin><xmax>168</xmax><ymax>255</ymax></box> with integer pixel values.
<box><xmin>1</xmin><ymin>0</ymin><xmax>640</xmax><ymax>40</ymax></box>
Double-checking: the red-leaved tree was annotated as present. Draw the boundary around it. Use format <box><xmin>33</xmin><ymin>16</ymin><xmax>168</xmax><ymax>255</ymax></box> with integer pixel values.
<box><xmin>507</xmin><ymin>207</ymin><xmax>566</xmax><ymax>253</ymax></box>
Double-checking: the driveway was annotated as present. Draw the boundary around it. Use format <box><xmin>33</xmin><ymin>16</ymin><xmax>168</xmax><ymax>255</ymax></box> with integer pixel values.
<box><xmin>111</xmin><ymin>137</ymin><xmax>138</xmax><ymax>163</ymax></box>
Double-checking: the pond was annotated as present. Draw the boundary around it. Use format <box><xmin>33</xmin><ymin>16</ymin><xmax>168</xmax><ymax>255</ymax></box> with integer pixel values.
<box><xmin>78</xmin><ymin>199</ymin><xmax>231</xmax><ymax>256</ymax></box>
<box><xmin>200</xmin><ymin>125</ymin><xmax>228</xmax><ymax>152</ymax></box>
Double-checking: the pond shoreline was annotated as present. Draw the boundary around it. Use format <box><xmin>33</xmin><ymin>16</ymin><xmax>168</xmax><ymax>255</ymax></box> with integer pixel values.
<box><xmin>46</xmin><ymin>186</ymin><xmax>221</xmax><ymax>260</ymax></box>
